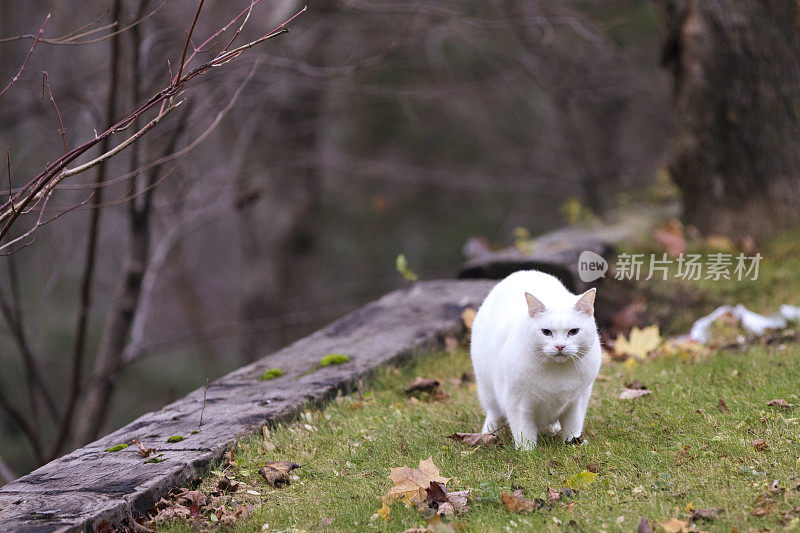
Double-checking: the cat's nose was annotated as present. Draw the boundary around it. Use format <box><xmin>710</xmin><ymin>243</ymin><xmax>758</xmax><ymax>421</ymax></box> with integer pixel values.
<box><xmin>555</xmin><ymin>344</ymin><xmax>566</xmax><ymax>351</ymax></box>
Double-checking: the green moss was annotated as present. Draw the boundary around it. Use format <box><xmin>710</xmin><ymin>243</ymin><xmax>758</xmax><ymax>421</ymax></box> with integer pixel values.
<box><xmin>145</xmin><ymin>454</ymin><xmax>167</xmax><ymax>464</ymax></box>
<box><xmin>104</xmin><ymin>443</ymin><xmax>128</xmax><ymax>453</ymax></box>
<box><xmin>166</xmin><ymin>435</ymin><xmax>185</xmax><ymax>443</ymax></box>
<box><xmin>191</xmin><ymin>430</ymin><xmax>199</xmax><ymax>435</ymax></box>
<box><xmin>319</xmin><ymin>353</ymin><xmax>350</xmax><ymax>367</ymax></box>
<box><xmin>260</xmin><ymin>368</ymin><xmax>284</xmax><ymax>381</ymax></box>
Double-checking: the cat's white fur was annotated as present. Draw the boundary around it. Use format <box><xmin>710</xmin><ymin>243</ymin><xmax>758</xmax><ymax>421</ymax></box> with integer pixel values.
<box><xmin>470</xmin><ymin>270</ymin><xmax>601</xmax><ymax>449</ymax></box>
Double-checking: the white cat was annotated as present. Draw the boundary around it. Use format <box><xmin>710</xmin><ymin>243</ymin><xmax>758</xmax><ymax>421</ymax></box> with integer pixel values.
<box><xmin>470</xmin><ymin>270</ymin><xmax>601</xmax><ymax>450</ymax></box>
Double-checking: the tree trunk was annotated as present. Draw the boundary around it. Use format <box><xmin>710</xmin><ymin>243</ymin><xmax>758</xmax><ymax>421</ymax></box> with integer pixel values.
<box><xmin>660</xmin><ymin>0</ymin><xmax>800</xmax><ymax>240</ymax></box>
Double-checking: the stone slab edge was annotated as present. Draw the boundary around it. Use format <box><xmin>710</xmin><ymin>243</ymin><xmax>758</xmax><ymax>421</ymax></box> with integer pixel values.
<box><xmin>0</xmin><ymin>279</ymin><xmax>495</xmax><ymax>533</ymax></box>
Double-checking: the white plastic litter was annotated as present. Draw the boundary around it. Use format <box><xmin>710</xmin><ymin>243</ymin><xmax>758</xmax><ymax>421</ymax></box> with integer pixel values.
<box><xmin>780</xmin><ymin>304</ymin><xmax>800</xmax><ymax>321</ymax></box>
<box><xmin>689</xmin><ymin>304</ymin><xmax>788</xmax><ymax>344</ymax></box>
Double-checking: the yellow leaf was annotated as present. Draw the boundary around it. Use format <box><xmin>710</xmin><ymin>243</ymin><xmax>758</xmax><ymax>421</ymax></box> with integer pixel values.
<box><xmin>461</xmin><ymin>308</ymin><xmax>476</xmax><ymax>331</ymax></box>
<box><xmin>376</xmin><ymin>503</ymin><xmax>391</xmax><ymax>522</ymax></box>
<box><xmin>615</xmin><ymin>325</ymin><xmax>662</xmax><ymax>360</ymax></box>
<box><xmin>655</xmin><ymin>518</ymin><xmax>689</xmax><ymax>533</ymax></box>
<box><xmin>385</xmin><ymin>457</ymin><xmax>450</xmax><ymax>507</ymax></box>
<box><xmin>565</xmin><ymin>470</ymin><xmax>597</xmax><ymax>489</ymax></box>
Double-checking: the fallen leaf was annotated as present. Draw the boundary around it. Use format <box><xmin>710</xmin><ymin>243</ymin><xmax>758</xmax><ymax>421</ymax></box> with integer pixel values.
<box><xmin>717</xmin><ymin>399</ymin><xmax>730</xmax><ymax>413</ymax></box>
<box><xmin>386</xmin><ymin>457</ymin><xmax>450</xmax><ymax>506</ymax></box>
<box><xmin>614</xmin><ymin>325</ymin><xmax>662</xmax><ymax>360</ymax></box>
<box><xmin>217</xmin><ymin>476</ymin><xmax>239</xmax><ymax>494</ymax></box>
<box><xmin>767</xmin><ymin>398</ymin><xmax>792</xmax><ymax>410</ymax></box>
<box><xmin>654</xmin><ymin>518</ymin><xmax>689</xmax><ymax>533</ymax></box>
<box><xmin>689</xmin><ymin>507</ymin><xmax>723</xmax><ymax>521</ymax></box>
<box><xmin>501</xmin><ymin>490</ymin><xmax>543</xmax><ymax>513</ymax></box>
<box><xmin>224</xmin><ymin>448</ymin><xmax>236</xmax><ymax>467</ymax></box>
<box><xmin>546</xmin><ymin>487</ymin><xmax>563</xmax><ymax>504</ymax></box>
<box><xmin>149</xmin><ymin>503</ymin><xmax>191</xmax><ymax>523</ymax></box>
<box><xmin>445</xmin><ymin>432</ymin><xmax>497</xmax><ymax>447</ymax></box>
<box><xmin>619</xmin><ymin>388</ymin><xmax>653</xmax><ymax>400</ymax></box>
<box><xmin>176</xmin><ymin>490</ymin><xmax>207</xmax><ymax>508</ymax></box>
<box><xmin>461</xmin><ymin>308</ymin><xmax>476</xmax><ymax>331</ymax></box>
<box><xmin>426</xmin><ymin>481</ymin><xmax>469</xmax><ymax>515</ymax></box>
<box><xmin>259</xmin><ymin>460</ymin><xmax>301</xmax><ymax>487</ymax></box>
<box><xmin>625</xmin><ymin>380</ymin><xmax>647</xmax><ymax>390</ymax></box>
<box><xmin>405</xmin><ymin>377</ymin><xmax>441</xmax><ymax>395</ymax></box>
<box><xmin>565</xmin><ymin>470</ymin><xmax>597</xmax><ymax>489</ymax></box>
<box><xmin>752</xmin><ymin>438</ymin><xmax>769</xmax><ymax>451</ymax></box>
<box><xmin>132</xmin><ymin>439</ymin><xmax>157</xmax><ymax>458</ymax></box>
<box><xmin>585</xmin><ymin>463</ymin><xmax>600</xmax><ymax>474</ymax></box>
<box><xmin>638</xmin><ymin>517</ymin><xmax>654</xmax><ymax>533</ymax></box>
<box><xmin>376</xmin><ymin>502</ymin><xmax>392</xmax><ymax>522</ymax></box>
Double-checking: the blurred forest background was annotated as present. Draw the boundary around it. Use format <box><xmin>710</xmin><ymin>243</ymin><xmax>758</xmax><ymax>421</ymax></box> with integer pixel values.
<box><xmin>0</xmin><ymin>0</ymin><xmax>680</xmax><ymax>478</ymax></box>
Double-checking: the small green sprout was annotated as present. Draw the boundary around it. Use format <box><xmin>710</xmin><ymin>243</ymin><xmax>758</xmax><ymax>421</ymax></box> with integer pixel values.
<box><xmin>395</xmin><ymin>254</ymin><xmax>418</xmax><ymax>282</ymax></box>
<box><xmin>105</xmin><ymin>443</ymin><xmax>128</xmax><ymax>452</ymax></box>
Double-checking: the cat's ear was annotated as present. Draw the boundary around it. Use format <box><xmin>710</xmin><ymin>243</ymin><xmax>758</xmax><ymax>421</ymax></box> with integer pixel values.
<box><xmin>525</xmin><ymin>292</ymin><xmax>546</xmax><ymax>317</ymax></box>
<box><xmin>574</xmin><ymin>288</ymin><xmax>596</xmax><ymax>316</ymax></box>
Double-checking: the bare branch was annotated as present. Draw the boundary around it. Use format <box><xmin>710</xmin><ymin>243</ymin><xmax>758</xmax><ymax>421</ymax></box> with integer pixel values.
<box><xmin>0</xmin><ymin>14</ymin><xmax>50</xmax><ymax>99</ymax></box>
<box><xmin>41</xmin><ymin>71</ymin><xmax>67</xmax><ymax>155</ymax></box>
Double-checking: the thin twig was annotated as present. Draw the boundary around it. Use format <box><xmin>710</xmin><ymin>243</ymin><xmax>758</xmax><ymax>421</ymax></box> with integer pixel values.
<box><xmin>41</xmin><ymin>71</ymin><xmax>67</xmax><ymax>155</ymax></box>
<box><xmin>0</xmin><ymin>1</ymin><xmax>168</xmax><ymax>46</ymax></box>
<box><xmin>0</xmin><ymin>13</ymin><xmax>50</xmax><ymax>99</ymax></box>
<box><xmin>176</xmin><ymin>0</ymin><xmax>206</xmax><ymax>83</ymax></box>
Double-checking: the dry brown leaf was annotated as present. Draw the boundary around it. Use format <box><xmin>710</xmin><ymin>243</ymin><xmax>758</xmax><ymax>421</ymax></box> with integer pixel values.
<box><xmin>654</xmin><ymin>518</ymin><xmax>689</xmax><ymax>533</ymax></box>
<box><xmin>767</xmin><ymin>398</ymin><xmax>792</xmax><ymax>410</ymax></box>
<box><xmin>546</xmin><ymin>487</ymin><xmax>563</xmax><ymax>504</ymax></box>
<box><xmin>405</xmin><ymin>377</ymin><xmax>441</xmax><ymax>395</ymax></box>
<box><xmin>619</xmin><ymin>388</ymin><xmax>653</xmax><ymax>400</ymax></box>
<box><xmin>217</xmin><ymin>476</ymin><xmax>239</xmax><ymax>494</ymax></box>
<box><xmin>426</xmin><ymin>480</ymin><xmax>469</xmax><ymax>516</ymax></box>
<box><xmin>752</xmin><ymin>438</ymin><xmax>769</xmax><ymax>451</ymax></box>
<box><xmin>625</xmin><ymin>380</ymin><xmax>647</xmax><ymax>390</ymax></box>
<box><xmin>224</xmin><ymin>447</ymin><xmax>236</xmax><ymax>467</ymax></box>
<box><xmin>176</xmin><ymin>490</ymin><xmax>207</xmax><ymax>508</ymax></box>
<box><xmin>461</xmin><ymin>308</ymin><xmax>476</xmax><ymax>331</ymax></box>
<box><xmin>689</xmin><ymin>507</ymin><xmax>723</xmax><ymax>521</ymax></box>
<box><xmin>259</xmin><ymin>460</ymin><xmax>301</xmax><ymax>487</ymax></box>
<box><xmin>717</xmin><ymin>399</ymin><xmax>730</xmax><ymax>413</ymax></box>
<box><xmin>445</xmin><ymin>432</ymin><xmax>497</xmax><ymax>447</ymax></box>
<box><xmin>386</xmin><ymin>457</ymin><xmax>450</xmax><ymax>506</ymax></box>
<box><xmin>501</xmin><ymin>490</ymin><xmax>543</xmax><ymax>514</ymax></box>
<box><xmin>132</xmin><ymin>438</ymin><xmax>157</xmax><ymax>458</ymax></box>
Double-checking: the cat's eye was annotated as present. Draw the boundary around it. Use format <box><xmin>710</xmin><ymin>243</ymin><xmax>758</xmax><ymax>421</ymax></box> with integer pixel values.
<box><xmin>541</xmin><ymin>329</ymin><xmax>552</xmax><ymax>336</ymax></box>
<box><xmin>568</xmin><ymin>328</ymin><xmax>580</xmax><ymax>336</ymax></box>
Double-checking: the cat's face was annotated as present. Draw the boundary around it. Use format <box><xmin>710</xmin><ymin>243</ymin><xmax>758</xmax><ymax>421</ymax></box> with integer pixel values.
<box><xmin>525</xmin><ymin>289</ymin><xmax>596</xmax><ymax>362</ymax></box>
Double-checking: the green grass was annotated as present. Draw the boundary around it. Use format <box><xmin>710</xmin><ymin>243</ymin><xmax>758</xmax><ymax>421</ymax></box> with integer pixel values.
<box><xmin>155</xmin><ymin>343</ymin><xmax>800</xmax><ymax>532</ymax></box>
<box><xmin>624</xmin><ymin>228</ymin><xmax>800</xmax><ymax>335</ymax></box>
